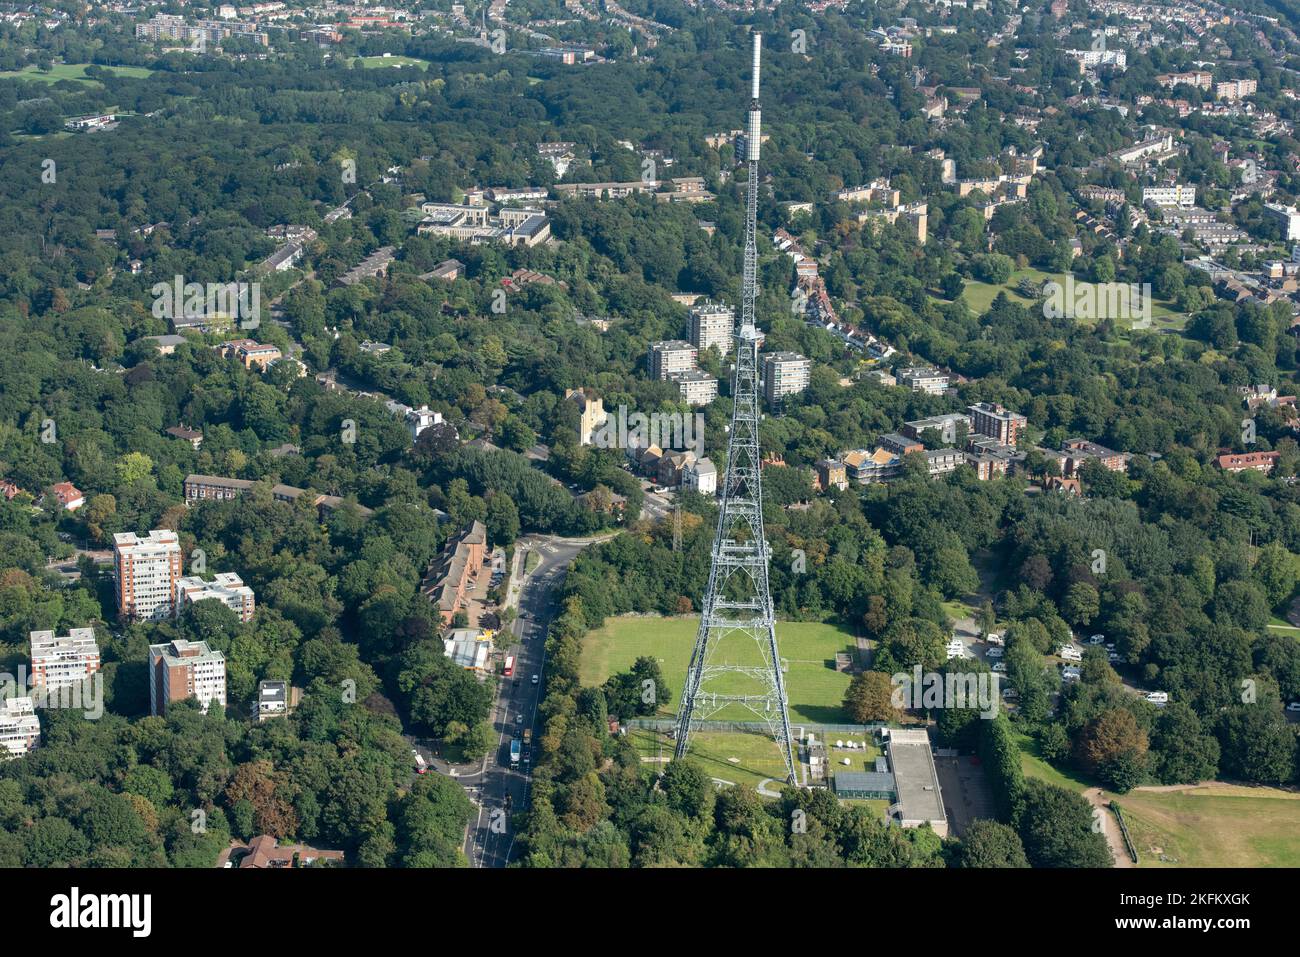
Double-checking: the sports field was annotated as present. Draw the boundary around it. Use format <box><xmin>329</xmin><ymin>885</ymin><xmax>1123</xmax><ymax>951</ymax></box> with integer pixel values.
<box><xmin>1118</xmin><ymin>784</ymin><xmax>1300</xmax><ymax>867</ymax></box>
<box><xmin>580</xmin><ymin>615</ymin><xmax>857</xmax><ymax>725</ymax></box>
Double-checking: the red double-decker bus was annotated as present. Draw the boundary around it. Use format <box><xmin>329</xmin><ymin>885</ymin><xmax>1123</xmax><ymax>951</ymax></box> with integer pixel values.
<box><xmin>504</xmin><ymin>655</ymin><xmax>515</xmax><ymax>677</ymax></box>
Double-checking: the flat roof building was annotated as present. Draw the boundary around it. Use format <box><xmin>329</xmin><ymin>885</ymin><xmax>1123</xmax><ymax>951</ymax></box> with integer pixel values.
<box><xmin>0</xmin><ymin>697</ymin><xmax>39</xmax><ymax>759</ymax></box>
<box><xmin>177</xmin><ymin>572</ymin><xmax>256</xmax><ymax>623</ymax></box>
<box><xmin>148</xmin><ymin>638</ymin><xmax>227</xmax><ymax>717</ymax></box>
<box><xmin>763</xmin><ymin>352</ymin><xmax>811</xmax><ymax>406</ymax></box>
<box><xmin>114</xmin><ymin>530</ymin><xmax>182</xmax><ymax>622</ymax></box>
<box><xmin>29</xmin><ymin>627</ymin><xmax>100</xmax><ymax>692</ymax></box>
<box><xmin>885</xmin><ymin>728</ymin><xmax>948</xmax><ymax>836</ymax></box>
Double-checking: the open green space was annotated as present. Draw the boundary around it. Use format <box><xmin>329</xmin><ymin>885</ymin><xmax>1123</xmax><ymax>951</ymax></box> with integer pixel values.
<box><xmin>628</xmin><ymin>728</ymin><xmax>794</xmax><ymax>793</ymax></box>
<box><xmin>351</xmin><ymin>55</ymin><xmax>432</xmax><ymax>69</ymax></box>
<box><xmin>581</xmin><ymin>615</ymin><xmax>857</xmax><ymax>725</ymax></box>
<box><xmin>0</xmin><ymin>63</ymin><xmax>154</xmax><ymax>85</ymax></box>
<box><xmin>959</xmin><ymin>267</ymin><xmax>1184</xmax><ymax>331</ymax></box>
<box><xmin>1118</xmin><ymin>785</ymin><xmax>1300</xmax><ymax>868</ymax></box>
<box><xmin>1012</xmin><ymin>730</ymin><xmax>1094</xmax><ymax>792</ymax></box>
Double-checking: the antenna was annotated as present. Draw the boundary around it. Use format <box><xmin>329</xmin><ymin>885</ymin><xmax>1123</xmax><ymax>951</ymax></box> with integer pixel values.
<box><xmin>746</xmin><ymin>34</ymin><xmax>762</xmax><ymax>164</ymax></box>
<box><xmin>750</xmin><ymin>32</ymin><xmax>762</xmax><ymax>101</ymax></box>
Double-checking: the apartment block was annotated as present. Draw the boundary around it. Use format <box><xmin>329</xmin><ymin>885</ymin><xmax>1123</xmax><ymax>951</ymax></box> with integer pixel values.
<box><xmin>670</xmin><ymin>369</ymin><xmax>719</xmax><ymax>406</ymax></box>
<box><xmin>0</xmin><ymin>698</ymin><xmax>39</xmax><ymax>759</ymax></box>
<box><xmin>148</xmin><ymin>639</ymin><xmax>227</xmax><ymax>716</ymax></box>
<box><xmin>763</xmin><ymin>352</ymin><xmax>811</xmax><ymax>405</ymax></box>
<box><xmin>114</xmin><ymin>530</ymin><xmax>183</xmax><ymax>622</ymax></box>
<box><xmin>689</xmin><ymin>301</ymin><xmax>735</xmax><ymax>356</ymax></box>
<box><xmin>968</xmin><ymin>402</ymin><xmax>1027</xmax><ymax>446</ymax></box>
<box><xmin>648</xmin><ymin>340</ymin><xmax>697</xmax><ymax>380</ymax></box>
<box><xmin>29</xmin><ymin>627</ymin><xmax>100</xmax><ymax>692</ymax></box>
<box><xmin>1142</xmin><ymin>184</ymin><xmax>1196</xmax><ymax>208</ymax></box>
<box><xmin>897</xmin><ymin>366</ymin><xmax>949</xmax><ymax>395</ymax></box>
<box><xmin>1216</xmin><ymin>79</ymin><xmax>1257</xmax><ymax>101</ymax></box>
<box><xmin>177</xmin><ymin>572</ymin><xmax>256</xmax><ymax>623</ymax></box>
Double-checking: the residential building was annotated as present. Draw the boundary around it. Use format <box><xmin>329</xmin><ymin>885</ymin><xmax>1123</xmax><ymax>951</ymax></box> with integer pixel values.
<box><xmin>904</xmin><ymin>412</ymin><xmax>970</xmax><ymax>443</ymax></box>
<box><xmin>924</xmin><ymin>448</ymin><xmax>965</xmax><ymax>477</ymax></box>
<box><xmin>422</xmin><ymin>520</ymin><xmax>487</xmax><ymax>625</ymax></box>
<box><xmin>688</xmin><ymin>301</ymin><xmax>735</xmax><ymax>355</ymax></box>
<box><xmin>896</xmin><ymin>366</ymin><xmax>949</xmax><ymax>395</ymax></box>
<box><xmin>218</xmin><ymin>338</ymin><xmax>282</xmax><ymax>371</ymax></box>
<box><xmin>1217</xmin><ymin>450</ymin><xmax>1280</xmax><ymax>474</ymax></box>
<box><xmin>1264</xmin><ymin>203</ymin><xmax>1300</xmax><ymax>241</ymax></box>
<box><xmin>815</xmin><ymin>459</ymin><xmax>849</xmax><ymax>491</ymax></box>
<box><xmin>220</xmin><ymin>835</ymin><xmax>344</xmax><ymax>869</ymax></box>
<box><xmin>148</xmin><ymin>638</ymin><xmax>226</xmax><ymax>716</ymax></box>
<box><xmin>0</xmin><ymin>698</ymin><xmax>40</xmax><ymax>759</ymax></box>
<box><xmin>177</xmin><ymin>572</ymin><xmax>256</xmax><ymax>623</ymax></box>
<box><xmin>404</xmin><ymin>406</ymin><xmax>442</xmax><ymax>441</ymax></box>
<box><xmin>648</xmin><ymin>340</ymin><xmax>697</xmax><ymax>380</ymax></box>
<box><xmin>968</xmin><ymin>402</ymin><xmax>1027</xmax><ymax>446</ymax></box>
<box><xmin>683</xmin><ymin>457</ymin><xmax>717</xmax><ymax>496</ymax></box>
<box><xmin>1142</xmin><ymin>184</ymin><xmax>1196</xmax><ymax>208</ymax></box>
<box><xmin>114</xmin><ymin>530</ymin><xmax>183</xmax><ymax>622</ymax></box>
<box><xmin>878</xmin><ymin>433</ymin><xmax>924</xmax><ymax>457</ymax></box>
<box><xmin>29</xmin><ymin>628</ymin><xmax>100</xmax><ymax>692</ymax></box>
<box><xmin>565</xmin><ymin>388</ymin><xmax>607</xmax><ymax>446</ymax></box>
<box><xmin>165</xmin><ymin>425</ymin><xmax>204</xmax><ymax>449</ymax></box>
<box><xmin>1057</xmin><ymin>438</ymin><xmax>1128</xmax><ymax>475</ymax></box>
<box><xmin>182</xmin><ymin>474</ymin><xmax>374</xmax><ymax>517</ymax></box>
<box><xmin>1216</xmin><ymin>78</ymin><xmax>1257</xmax><ymax>101</ymax></box>
<box><xmin>48</xmin><ymin>481</ymin><xmax>84</xmax><ymax>511</ymax></box>
<box><xmin>255</xmin><ymin>680</ymin><xmax>287</xmax><ymax>721</ymax></box>
<box><xmin>762</xmin><ymin>352</ymin><xmax>811</xmax><ymax>405</ymax></box>
<box><xmin>670</xmin><ymin>369</ymin><xmax>718</xmax><ymax>406</ymax></box>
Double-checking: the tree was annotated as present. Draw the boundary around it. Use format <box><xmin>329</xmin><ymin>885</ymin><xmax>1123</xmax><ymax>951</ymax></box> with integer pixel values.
<box><xmin>1149</xmin><ymin>703</ymin><xmax>1219</xmax><ymax>784</ymax></box>
<box><xmin>1017</xmin><ymin>780</ymin><xmax>1112</xmax><ymax>868</ymax></box>
<box><xmin>1074</xmin><ymin>708</ymin><xmax>1149</xmax><ymax>792</ymax></box>
<box><xmin>954</xmin><ymin>820</ymin><xmax>1029</xmax><ymax>868</ymax></box>
<box><xmin>843</xmin><ymin>671</ymin><xmax>899</xmax><ymax>723</ymax></box>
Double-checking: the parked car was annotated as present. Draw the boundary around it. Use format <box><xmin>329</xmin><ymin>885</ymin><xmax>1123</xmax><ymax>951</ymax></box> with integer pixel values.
<box><xmin>985</xmin><ymin>646</ymin><xmax>1003</xmax><ymax>658</ymax></box>
<box><xmin>1088</xmin><ymin>633</ymin><xmax>1105</xmax><ymax>645</ymax></box>
<box><xmin>531</xmin><ymin>674</ymin><xmax>539</xmax><ymax>685</ymax></box>
<box><xmin>1108</xmin><ymin>652</ymin><xmax>1123</xmax><ymax>663</ymax></box>
<box><xmin>1288</xmin><ymin>702</ymin><xmax>1300</xmax><ymax>712</ymax></box>
<box><xmin>991</xmin><ymin>662</ymin><xmax>1007</xmax><ymax>673</ymax></box>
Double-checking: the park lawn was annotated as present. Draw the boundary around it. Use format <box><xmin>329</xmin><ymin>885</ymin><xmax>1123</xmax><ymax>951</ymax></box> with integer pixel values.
<box><xmin>1118</xmin><ymin>785</ymin><xmax>1300</xmax><ymax>868</ymax></box>
<box><xmin>581</xmin><ymin>615</ymin><xmax>857</xmax><ymax>725</ymax></box>
<box><xmin>1012</xmin><ymin>730</ymin><xmax>1094</xmax><ymax>792</ymax></box>
<box><xmin>958</xmin><ymin>267</ymin><xmax>1183</xmax><ymax>330</ymax></box>
<box><xmin>0</xmin><ymin>63</ymin><xmax>154</xmax><ymax>84</ymax></box>
<box><xmin>352</xmin><ymin>55</ymin><xmax>431</xmax><ymax>69</ymax></box>
<box><xmin>628</xmin><ymin>727</ymin><xmax>794</xmax><ymax>793</ymax></box>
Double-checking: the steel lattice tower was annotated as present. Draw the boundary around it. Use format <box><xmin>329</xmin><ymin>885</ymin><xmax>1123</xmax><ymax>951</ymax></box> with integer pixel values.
<box><xmin>673</xmin><ymin>33</ymin><xmax>797</xmax><ymax>785</ymax></box>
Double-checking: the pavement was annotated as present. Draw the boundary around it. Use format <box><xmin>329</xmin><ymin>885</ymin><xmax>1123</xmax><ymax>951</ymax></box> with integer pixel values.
<box><xmin>461</xmin><ymin>532</ymin><xmax>613</xmax><ymax>868</ymax></box>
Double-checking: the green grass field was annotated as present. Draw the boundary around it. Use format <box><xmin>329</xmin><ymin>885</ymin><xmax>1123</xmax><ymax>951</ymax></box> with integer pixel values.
<box><xmin>628</xmin><ymin>728</ymin><xmax>792</xmax><ymax>791</ymax></box>
<box><xmin>582</xmin><ymin>615</ymin><xmax>857</xmax><ymax>725</ymax></box>
<box><xmin>1119</xmin><ymin>785</ymin><xmax>1300</xmax><ymax>867</ymax></box>
<box><xmin>1012</xmin><ymin>731</ymin><xmax>1095</xmax><ymax>792</ymax></box>
<box><xmin>352</xmin><ymin>55</ymin><xmax>431</xmax><ymax>69</ymax></box>
<box><xmin>0</xmin><ymin>63</ymin><xmax>154</xmax><ymax>85</ymax></box>
<box><xmin>959</xmin><ymin>267</ymin><xmax>1184</xmax><ymax>331</ymax></box>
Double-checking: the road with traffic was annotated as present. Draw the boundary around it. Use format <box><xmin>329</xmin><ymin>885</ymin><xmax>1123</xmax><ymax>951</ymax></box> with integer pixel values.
<box><xmin>462</xmin><ymin>533</ymin><xmax>609</xmax><ymax>867</ymax></box>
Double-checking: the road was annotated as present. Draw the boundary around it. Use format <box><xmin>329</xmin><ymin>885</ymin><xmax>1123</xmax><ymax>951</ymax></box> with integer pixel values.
<box><xmin>463</xmin><ymin>533</ymin><xmax>610</xmax><ymax>868</ymax></box>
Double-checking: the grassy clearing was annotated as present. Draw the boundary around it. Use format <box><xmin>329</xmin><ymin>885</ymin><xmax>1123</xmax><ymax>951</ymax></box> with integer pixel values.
<box><xmin>352</xmin><ymin>55</ymin><xmax>431</xmax><ymax>69</ymax></box>
<box><xmin>1119</xmin><ymin>785</ymin><xmax>1300</xmax><ymax>867</ymax></box>
<box><xmin>0</xmin><ymin>63</ymin><xmax>154</xmax><ymax>85</ymax></box>
<box><xmin>958</xmin><ymin>267</ymin><xmax>1184</xmax><ymax>331</ymax></box>
<box><xmin>628</xmin><ymin>727</ymin><xmax>793</xmax><ymax>792</ymax></box>
<box><xmin>1011</xmin><ymin>730</ymin><xmax>1094</xmax><ymax>792</ymax></box>
<box><xmin>580</xmin><ymin>615</ymin><xmax>857</xmax><ymax>725</ymax></box>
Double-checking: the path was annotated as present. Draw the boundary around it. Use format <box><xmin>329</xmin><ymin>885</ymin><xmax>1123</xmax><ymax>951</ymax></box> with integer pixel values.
<box><xmin>1084</xmin><ymin>787</ymin><xmax>1134</xmax><ymax>868</ymax></box>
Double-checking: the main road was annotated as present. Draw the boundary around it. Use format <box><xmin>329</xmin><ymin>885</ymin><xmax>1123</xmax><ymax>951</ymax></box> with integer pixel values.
<box><xmin>463</xmin><ymin>532</ymin><xmax>612</xmax><ymax>868</ymax></box>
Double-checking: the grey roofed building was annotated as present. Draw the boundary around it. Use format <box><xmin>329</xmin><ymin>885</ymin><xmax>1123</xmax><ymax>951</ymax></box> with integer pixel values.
<box><xmin>885</xmin><ymin>728</ymin><xmax>948</xmax><ymax>836</ymax></box>
<box><xmin>832</xmin><ymin>770</ymin><xmax>896</xmax><ymax>800</ymax></box>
